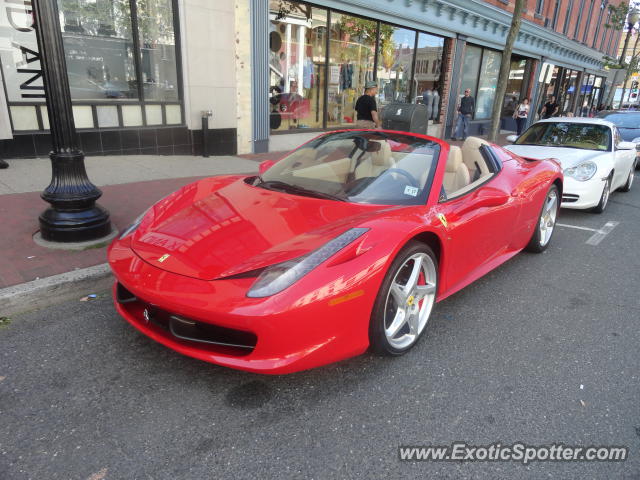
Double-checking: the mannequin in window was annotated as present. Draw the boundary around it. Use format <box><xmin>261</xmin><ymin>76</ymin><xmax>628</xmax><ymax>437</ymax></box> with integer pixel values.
<box><xmin>430</xmin><ymin>84</ymin><xmax>440</xmax><ymax>120</ymax></box>
<box><xmin>422</xmin><ymin>88</ymin><xmax>433</xmax><ymax>121</ymax></box>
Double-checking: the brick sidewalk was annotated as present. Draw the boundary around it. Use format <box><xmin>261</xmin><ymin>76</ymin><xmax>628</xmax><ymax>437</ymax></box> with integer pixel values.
<box><xmin>0</xmin><ymin>176</ymin><xmax>208</xmax><ymax>289</ymax></box>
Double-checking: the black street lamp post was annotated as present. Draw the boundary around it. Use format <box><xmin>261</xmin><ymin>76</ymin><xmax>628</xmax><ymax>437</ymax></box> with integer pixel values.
<box><xmin>32</xmin><ymin>0</ymin><xmax>112</xmax><ymax>242</ymax></box>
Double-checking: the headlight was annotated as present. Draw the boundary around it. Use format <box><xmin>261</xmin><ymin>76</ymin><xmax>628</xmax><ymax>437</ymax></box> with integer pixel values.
<box><xmin>119</xmin><ymin>210</ymin><xmax>148</xmax><ymax>239</ymax></box>
<box><xmin>631</xmin><ymin>138</ymin><xmax>640</xmax><ymax>150</ymax></box>
<box><xmin>247</xmin><ymin>228</ymin><xmax>369</xmax><ymax>298</ymax></box>
<box><xmin>564</xmin><ymin>161</ymin><xmax>597</xmax><ymax>182</ymax></box>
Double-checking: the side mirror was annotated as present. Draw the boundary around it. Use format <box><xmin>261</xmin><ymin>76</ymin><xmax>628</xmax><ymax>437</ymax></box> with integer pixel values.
<box><xmin>259</xmin><ymin>160</ymin><xmax>276</xmax><ymax>174</ymax></box>
<box><xmin>505</xmin><ymin>134</ymin><xmax>518</xmax><ymax>143</ymax></box>
<box><xmin>617</xmin><ymin>141</ymin><xmax>636</xmax><ymax>150</ymax></box>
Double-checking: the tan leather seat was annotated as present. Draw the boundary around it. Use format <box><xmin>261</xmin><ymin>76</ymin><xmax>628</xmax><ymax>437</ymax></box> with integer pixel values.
<box><xmin>461</xmin><ymin>136</ymin><xmax>491</xmax><ymax>180</ymax></box>
<box><xmin>354</xmin><ymin>140</ymin><xmax>393</xmax><ymax>179</ymax></box>
<box><xmin>443</xmin><ymin>146</ymin><xmax>470</xmax><ymax>194</ymax></box>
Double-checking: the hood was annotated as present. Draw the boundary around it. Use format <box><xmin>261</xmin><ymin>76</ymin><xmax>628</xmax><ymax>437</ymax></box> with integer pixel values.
<box><xmin>616</xmin><ymin>127</ymin><xmax>640</xmax><ymax>142</ymax></box>
<box><xmin>130</xmin><ymin>176</ymin><xmax>390</xmax><ymax>280</ymax></box>
<box><xmin>503</xmin><ymin>145</ymin><xmax>609</xmax><ymax>169</ymax></box>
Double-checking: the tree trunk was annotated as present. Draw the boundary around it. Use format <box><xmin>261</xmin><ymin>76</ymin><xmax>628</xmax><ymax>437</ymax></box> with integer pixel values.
<box><xmin>488</xmin><ymin>0</ymin><xmax>526</xmax><ymax>142</ymax></box>
<box><xmin>604</xmin><ymin>68</ymin><xmax>623</xmax><ymax>108</ymax></box>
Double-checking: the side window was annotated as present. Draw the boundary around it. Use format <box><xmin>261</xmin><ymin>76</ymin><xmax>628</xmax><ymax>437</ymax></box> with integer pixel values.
<box><xmin>613</xmin><ymin>127</ymin><xmax>622</xmax><ymax>149</ymax></box>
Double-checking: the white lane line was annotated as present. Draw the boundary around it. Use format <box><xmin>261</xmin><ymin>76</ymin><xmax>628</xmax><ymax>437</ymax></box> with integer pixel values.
<box><xmin>586</xmin><ymin>221</ymin><xmax>619</xmax><ymax>246</ymax></box>
<box><xmin>556</xmin><ymin>223</ymin><xmax>599</xmax><ymax>232</ymax></box>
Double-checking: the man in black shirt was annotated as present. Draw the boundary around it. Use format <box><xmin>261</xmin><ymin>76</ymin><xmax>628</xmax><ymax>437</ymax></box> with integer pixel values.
<box><xmin>453</xmin><ymin>88</ymin><xmax>475</xmax><ymax>140</ymax></box>
<box><xmin>541</xmin><ymin>95</ymin><xmax>559</xmax><ymax>119</ymax></box>
<box><xmin>355</xmin><ymin>81</ymin><xmax>381</xmax><ymax>129</ymax></box>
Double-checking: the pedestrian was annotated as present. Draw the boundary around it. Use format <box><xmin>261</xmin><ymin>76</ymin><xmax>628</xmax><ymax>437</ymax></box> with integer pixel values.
<box><xmin>540</xmin><ymin>95</ymin><xmax>559</xmax><ymax>119</ymax></box>
<box><xmin>355</xmin><ymin>81</ymin><xmax>381</xmax><ymax>129</ymax></box>
<box><xmin>452</xmin><ymin>88</ymin><xmax>475</xmax><ymax>140</ymax></box>
<box><xmin>580</xmin><ymin>100</ymin><xmax>589</xmax><ymax>117</ymax></box>
<box><xmin>513</xmin><ymin>97</ymin><xmax>530</xmax><ymax>135</ymax></box>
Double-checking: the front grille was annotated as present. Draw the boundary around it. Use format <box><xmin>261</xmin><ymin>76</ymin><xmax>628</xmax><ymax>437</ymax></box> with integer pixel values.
<box><xmin>116</xmin><ymin>283</ymin><xmax>257</xmax><ymax>355</ymax></box>
<box><xmin>562</xmin><ymin>194</ymin><xmax>579</xmax><ymax>203</ymax></box>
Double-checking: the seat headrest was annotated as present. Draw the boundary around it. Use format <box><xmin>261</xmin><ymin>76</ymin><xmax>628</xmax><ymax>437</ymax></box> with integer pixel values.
<box><xmin>446</xmin><ymin>146</ymin><xmax>463</xmax><ymax>172</ymax></box>
<box><xmin>370</xmin><ymin>141</ymin><xmax>392</xmax><ymax>166</ymax></box>
<box><xmin>461</xmin><ymin>136</ymin><xmax>490</xmax><ymax>151</ymax></box>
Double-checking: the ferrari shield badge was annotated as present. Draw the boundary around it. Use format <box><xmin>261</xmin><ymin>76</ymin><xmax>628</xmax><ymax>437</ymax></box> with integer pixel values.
<box><xmin>437</xmin><ymin>213</ymin><xmax>448</xmax><ymax>228</ymax></box>
<box><xmin>158</xmin><ymin>253</ymin><xmax>170</xmax><ymax>263</ymax></box>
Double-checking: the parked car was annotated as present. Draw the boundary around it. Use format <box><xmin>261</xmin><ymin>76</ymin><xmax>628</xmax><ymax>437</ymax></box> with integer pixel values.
<box><xmin>109</xmin><ymin>130</ymin><xmax>562</xmax><ymax>374</ymax></box>
<box><xmin>597</xmin><ymin>110</ymin><xmax>640</xmax><ymax>166</ymax></box>
<box><xmin>504</xmin><ymin>117</ymin><xmax>636</xmax><ymax>213</ymax></box>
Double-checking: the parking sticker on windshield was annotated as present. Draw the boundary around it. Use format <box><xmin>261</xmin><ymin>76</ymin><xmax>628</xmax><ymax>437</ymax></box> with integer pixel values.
<box><xmin>404</xmin><ymin>186</ymin><xmax>419</xmax><ymax>197</ymax></box>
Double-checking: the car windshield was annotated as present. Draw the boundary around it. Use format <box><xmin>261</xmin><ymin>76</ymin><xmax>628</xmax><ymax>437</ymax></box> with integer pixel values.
<box><xmin>257</xmin><ymin>131</ymin><xmax>440</xmax><ymax>205</ymax></box>
<box><xmin>515</xmin><ymin>122</ymin><xmax>611</xmax><ymax>151</ymax></box>
<box><xmin>601</xmin><ymin>113</ymin><xmax>640</xmax><ymax>128</ymax></box>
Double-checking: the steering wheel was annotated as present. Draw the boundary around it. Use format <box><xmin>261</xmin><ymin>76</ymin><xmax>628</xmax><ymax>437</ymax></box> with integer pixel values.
<box><xmin>382</xmin><ymin>168</ymin><xmax>420</xmax><ymax>187</ymax></box>
<box><xmin>579</xmin><ymin>139</ymin><xmax>601</xmax><ymax>148</ymax></box>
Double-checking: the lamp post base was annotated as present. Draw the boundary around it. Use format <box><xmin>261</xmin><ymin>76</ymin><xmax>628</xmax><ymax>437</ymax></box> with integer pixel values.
<box><xmin>38</xmin><ymin>151</ymin><xmax>112</xmax><ymax>243</ymax></box>
<box><xmin>39</xmin><ymin>204</ymin><xmax>112</xmax><ymax>243</ymax></box>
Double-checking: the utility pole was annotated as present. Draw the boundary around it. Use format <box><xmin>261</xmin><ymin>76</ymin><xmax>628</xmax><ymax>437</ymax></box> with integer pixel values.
<box><xmin>488</xmin><ymin>0</ymin><xmax>526</xmax><ymax>142</ymax></box>
<box><xmin>619</xmin><ymin>27</ymin><xmax>640</xmax><ymax>107</ymax></box>
<box><xmin>604</xmin><ymin>4</ymin><xmax>637</xmax><ymax>108</ymax></box>
<box><xmin>32</xmin><ymin>0</ymin><xmax>112</xmax><ymax>243</ymax></box>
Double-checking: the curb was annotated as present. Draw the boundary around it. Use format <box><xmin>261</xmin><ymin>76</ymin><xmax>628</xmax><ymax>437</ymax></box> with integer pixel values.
<box><xmin>0</xmin><ymin>264</ymin><xmax>113</xmax><ymax>317</ymax></box>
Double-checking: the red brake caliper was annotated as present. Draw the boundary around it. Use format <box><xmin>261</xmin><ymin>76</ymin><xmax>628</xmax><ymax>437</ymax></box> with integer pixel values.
<box><xmin>418</xmin><ymin>271</ymin><xmax>426</xmax><ymax>308</ymax></box>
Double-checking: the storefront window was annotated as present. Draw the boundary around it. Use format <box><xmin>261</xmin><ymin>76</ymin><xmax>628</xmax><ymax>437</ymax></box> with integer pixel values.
<box><xmin>268</xmin><ymin>2</ymin><xmax>327</xmax><ymax>130</ymax></box>
<box><xmin>559</xmin><ymin>69</ymin><xmax>579</xmax><ymax>114</ymax></box>
<box><xmin>475</xmin><ymin>50</ymin><xmax>501</xmax><ymax>120</ymax></box>
<box><xmin>57</xmin><ymin>0</ymin><xmax>180</xmax><ymax>101</ymax></box>
<box><xmin>137</xmin><ymin>0</ymin><xmax>179</xmax><ymax>101</ymax></box>
<box><xmin>536</xmin><ymin>64</ymin><xmax>559</xmax><ymax>117</ymax></box>
<box><xmin>327</xmin><ymin>13</ymin><xmax>376</xmax><ymax>127</ymax></box>
<box><xmin>502</xmin><ymin>58</ymin><xmax>527</xmax><ymax>116</ymax></box>
<box><xmin>58</xmin><ymin>0</ymin><xmax>138</xmax><ymax>99</ymax></box>
<box><xmin>266</xmin><ymin>1</ymin><xmax>445</xmax><ymax>131</ymax></box>
<box><xmin>377</xmin><ymin>26</ymin><xmax>416</xmax><ymax>105</ymax></box>
<box><xmin>414</xmin><ymin>33</ymin><xmax>444</xmax><ymax>99</ymax></box>
<box><xmin>459</xmin><ymin>45</ymin><xmax>482</xmax><ymax>104</ymax></box>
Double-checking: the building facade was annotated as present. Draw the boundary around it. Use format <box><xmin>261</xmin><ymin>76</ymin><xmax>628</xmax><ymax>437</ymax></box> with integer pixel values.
<box><xmin>0</xmin><ymin>0</ymin><xmax>625</xmax><ymax>158</ymax></box>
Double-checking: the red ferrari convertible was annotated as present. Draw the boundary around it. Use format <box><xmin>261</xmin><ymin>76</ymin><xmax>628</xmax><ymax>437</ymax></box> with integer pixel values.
<box><xmin>108</xmin><ymin>130</ymin><xmax>562</xmax><ymax>374</ymax></box>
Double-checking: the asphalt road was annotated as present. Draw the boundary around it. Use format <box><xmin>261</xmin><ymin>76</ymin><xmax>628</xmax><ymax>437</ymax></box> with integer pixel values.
<box><xmin>2</xmin><ymin>174</ymin><xmax>640</xmax><ymax>479</ymax></box>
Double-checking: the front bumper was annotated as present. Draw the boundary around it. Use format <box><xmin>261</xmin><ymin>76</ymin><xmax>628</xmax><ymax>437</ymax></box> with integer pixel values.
<box><xmin>108</xmin><ymin>240</ymin><xmax>377</xmax><ymax>374</ymax></box>
<box><xmin>560</xmin><ymin>175</ymin><xmax>607</xmax><ymax>209</ymax></box>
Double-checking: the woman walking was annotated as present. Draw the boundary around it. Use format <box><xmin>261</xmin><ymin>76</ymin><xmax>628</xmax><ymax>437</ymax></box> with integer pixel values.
<box><xmin>513</xmin><ymin>98</ymin><xmax>530</xmax><ymax>135</ymax></box>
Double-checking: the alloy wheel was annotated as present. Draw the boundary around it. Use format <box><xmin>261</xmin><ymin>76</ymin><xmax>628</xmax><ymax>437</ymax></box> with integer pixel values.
<box><xmin>383</xmin><ymin>253</ymin><xmax>437</xmax><ymax>350</ymax></box>
<box><xmin>539</xmin><ymin>188</ymin><xmax>558</xmax><ymax>247</ymax></box>
<box><xmin>601</xmin><ymin>178</ymin><xmax>611</xmax><ymax>210</ymax></box>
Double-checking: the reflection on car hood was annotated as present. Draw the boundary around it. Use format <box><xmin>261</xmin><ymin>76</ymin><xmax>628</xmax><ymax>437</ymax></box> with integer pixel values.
<box><xmin>503</xmin><ymin>145</ymin><xmax>610</xmax><ymax>169</ymax></box>
<box><xmin>130</xmin><ymin>175</ymin><xmax>397</xmax><ymax>280</ymax></box>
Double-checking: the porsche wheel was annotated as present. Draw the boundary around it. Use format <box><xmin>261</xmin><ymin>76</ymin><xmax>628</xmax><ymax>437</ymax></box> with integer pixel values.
<box><xmin>369</xmin><ymin>242</ymin><xmax>437</xmax><ymax>355</ymax></box>
<box><xmin>619</xmin><ymin>164</ymin><xmax>635</xmax><ymax>192</ymax></box>
<box><xmin>591</xmin><ymin>175</ymin><xmax>611</xmax><ymax>214</ymax></box>
<box><xmin>525</xmin><ymin>185</ymin><xmax>559</xmax><ymax>253</ymax></box>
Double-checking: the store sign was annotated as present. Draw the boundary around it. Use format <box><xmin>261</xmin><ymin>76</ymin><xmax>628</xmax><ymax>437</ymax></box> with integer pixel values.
<box><xmin>0</xmin><ymin>0</ymin><xmax>44</xmax><ymax>102</ymax></box>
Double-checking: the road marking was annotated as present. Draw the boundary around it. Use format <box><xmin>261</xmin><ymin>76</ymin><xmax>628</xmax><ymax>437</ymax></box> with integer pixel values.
<box><xmin>586</xmin><ymin>221</ymin><xmax>619</xmax><ymax>246</ymax></box>
<box><xmin>556</xmin><ymin>223</ymin><xmax>599</xmax><ymax>232</ymax></box>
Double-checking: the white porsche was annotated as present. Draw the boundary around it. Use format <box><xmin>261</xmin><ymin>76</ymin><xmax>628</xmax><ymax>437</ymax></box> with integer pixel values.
<box><xmin>504</xmin><ymin>117</ymin><xmax>636</xmax><ymax>213</ymax></box>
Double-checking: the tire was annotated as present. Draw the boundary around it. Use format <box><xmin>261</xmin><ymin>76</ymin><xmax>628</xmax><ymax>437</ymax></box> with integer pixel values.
<box><xmin>619</xmin><ymin>163</ymin><xmax>635</xmax><ymax>192</ymax></box>
<box><xmin>369</xmin><ymin>241</ymin><xmax>438</xmax><ymax>356</ymax></box>
<box><xmin>591</xmin><ymin>175</ymin><xmax>612</xmax><ymax>214</ymax></box>
<box><xmin>525</xmin><ymin>184</ymin><xmax>560</xmax><ymax>253</ymax></box>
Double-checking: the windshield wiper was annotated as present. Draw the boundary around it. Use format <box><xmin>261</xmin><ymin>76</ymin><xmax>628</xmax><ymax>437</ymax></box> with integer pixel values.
<box><xmin>256</xmin><ymin>180</ymin><xmax>346</xmax><ymax>202</ymax></box>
